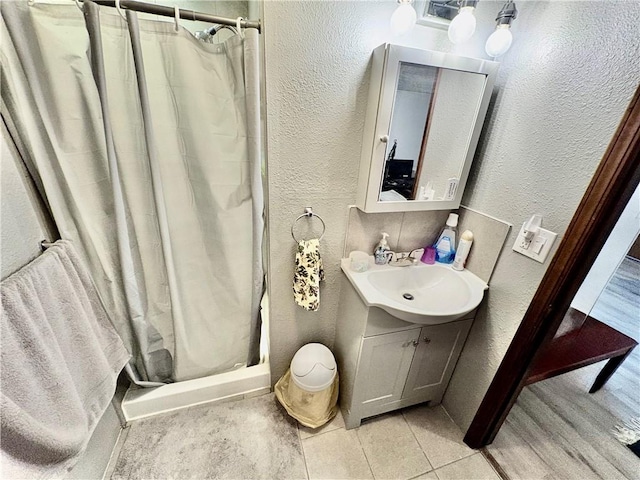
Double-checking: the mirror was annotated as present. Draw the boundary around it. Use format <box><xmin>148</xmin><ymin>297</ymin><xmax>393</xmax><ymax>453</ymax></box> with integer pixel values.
<box><xmin>357</xmin><ymin>45</ymin><xmax>499</xmax><ymax>213</ymax></box>
<box><xmin>381</xmin><ymin>63</ymin><xmax>488</xmax><ymax>202</ymax></box>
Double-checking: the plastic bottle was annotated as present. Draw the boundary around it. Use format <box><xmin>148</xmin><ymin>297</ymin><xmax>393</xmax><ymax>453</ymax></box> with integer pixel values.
<box><xmin>434</xmin><ymin>213</ymin><xmax>458</xmax><ymax>264</ymax></box>
<box><xmin>452</xmin><ymin>230</ymin><xmax>474</xmax><ymax>271</ymax></box>
<box><xmin>374</xmin><ymin>232</ymin><xmax>391</xmax><ymax>265</ymax></box>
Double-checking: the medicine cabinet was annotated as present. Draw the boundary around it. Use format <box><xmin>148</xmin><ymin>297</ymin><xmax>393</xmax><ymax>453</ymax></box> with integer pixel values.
<box><xmin>356</xmin><ymin>44</ymin><xmax>499</xmax><ymax>213</ymax></box>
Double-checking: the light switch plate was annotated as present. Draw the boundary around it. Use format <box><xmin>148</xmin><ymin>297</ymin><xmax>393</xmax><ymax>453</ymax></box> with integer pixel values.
<box><xmin>512</xmin><ymin>224</ymin><xmax>558</xmax><ymax>263</ymax></box>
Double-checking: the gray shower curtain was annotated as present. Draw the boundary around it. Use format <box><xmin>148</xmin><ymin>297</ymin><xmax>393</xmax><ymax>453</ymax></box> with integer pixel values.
<box><xmin>0</xmin><ymin>1</ymin><xmax>264</xmax><ymax>383</ymax></box>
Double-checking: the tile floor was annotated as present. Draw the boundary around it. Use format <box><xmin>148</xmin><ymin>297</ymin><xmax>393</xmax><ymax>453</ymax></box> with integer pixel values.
<box><xmin>108</xmin><ymin>394</ymin><xmax>501</xmax><ymax>480</ymax></box>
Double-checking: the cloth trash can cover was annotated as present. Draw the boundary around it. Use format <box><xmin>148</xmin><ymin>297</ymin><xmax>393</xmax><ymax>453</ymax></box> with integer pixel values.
<box><xmin>290</xmin><ymin>343</ymin><xmax>336</xmax><ymax>392</ymax></box>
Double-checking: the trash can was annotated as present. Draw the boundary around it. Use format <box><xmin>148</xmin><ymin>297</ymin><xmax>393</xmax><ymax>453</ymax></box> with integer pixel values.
<box><xmin>274</xmin><ymin>343</ymin><xmax>339</xmax><ymax>428</ymax></box>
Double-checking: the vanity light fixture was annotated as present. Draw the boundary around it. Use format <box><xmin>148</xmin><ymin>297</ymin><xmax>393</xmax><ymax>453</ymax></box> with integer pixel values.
<box><xmin>390</xmin><ymin>0</ymin><xmax>417</xmax><ymax>36</ymax></box>
<box><xmin>447</xmin><ymin>0</ymin><xmax>478</xmax><ymax>44</ymax></box>
<box><xmin>485</xmin><ymin>1</ymin><xmax>517</xmax><ymax>57</ymax></box>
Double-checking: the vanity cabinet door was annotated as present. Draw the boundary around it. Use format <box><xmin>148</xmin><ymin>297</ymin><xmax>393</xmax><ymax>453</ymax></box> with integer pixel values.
<box><xmin>354</xmin><ymin>329</ymin><xmax>420</xmax><ymax>415</ymax></box>
<box><xmin>402</xmin><ymin>319</ymin><xmax>473</xmax><ymax>402</ymax></box>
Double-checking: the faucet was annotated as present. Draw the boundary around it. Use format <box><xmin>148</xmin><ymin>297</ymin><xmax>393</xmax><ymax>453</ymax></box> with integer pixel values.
<box><xmin>388</xmin><ymin>248</ymin><xmax>423</xmax><ymax>267</ymax></box>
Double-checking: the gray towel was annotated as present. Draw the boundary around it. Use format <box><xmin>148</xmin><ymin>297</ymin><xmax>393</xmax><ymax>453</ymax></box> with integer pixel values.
<box><xmin>1</xmin><ymin>240</ymin><xmax>130</xmax><ymax>479</ymax></box>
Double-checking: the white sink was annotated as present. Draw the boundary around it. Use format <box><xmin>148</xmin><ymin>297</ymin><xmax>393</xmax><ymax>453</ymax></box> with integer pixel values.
<box><xmin>341</xmin><ymin>257</ymin><xmax>488</xmax><ymax>325</ymax></box>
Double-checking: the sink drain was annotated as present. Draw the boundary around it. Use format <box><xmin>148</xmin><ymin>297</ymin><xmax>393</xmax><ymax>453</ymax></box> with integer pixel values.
<box><xmin>402</xmin><ymin>293</ymin><xmax>414</xmax><ymax>301</ymax></box>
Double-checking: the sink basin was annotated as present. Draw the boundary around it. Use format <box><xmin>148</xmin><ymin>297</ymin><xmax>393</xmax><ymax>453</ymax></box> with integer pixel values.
<box><xmin>341</xmin><ymin>258</ymin><xmax>488</xmax><ymax>325</ymax></box>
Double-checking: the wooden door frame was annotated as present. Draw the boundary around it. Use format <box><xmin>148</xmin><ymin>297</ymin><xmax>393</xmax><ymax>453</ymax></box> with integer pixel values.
<box><xmin>412</xmin><ymin>68</ymin><xmax>441</xmax><ymax>200</ymax></box>
<box><xmin>464</xmin><ymin>85</ymin><xmax>640</xmax><ymax>449</ymax></box>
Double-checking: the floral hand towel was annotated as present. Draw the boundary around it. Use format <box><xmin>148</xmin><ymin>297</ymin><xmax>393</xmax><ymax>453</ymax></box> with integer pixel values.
<box><xmin>293</xmin><ymin>239</ymin><xmax>325</xmax><ymax>311</ymax></box>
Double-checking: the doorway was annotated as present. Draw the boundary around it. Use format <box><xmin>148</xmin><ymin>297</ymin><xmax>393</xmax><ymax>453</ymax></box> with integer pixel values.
<box><xmin>484</xmin><ymin>194</ymin><xmax>640</xmax><ymax>478</ymax></box>
<box><xmin>464</xmin><ymin>86</ymin><xmax>640</xmax><ymax>453</ymax></box>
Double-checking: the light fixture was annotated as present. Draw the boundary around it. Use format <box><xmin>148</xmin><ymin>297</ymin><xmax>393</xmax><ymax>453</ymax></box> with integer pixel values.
<box><xmin>390</xmin><ymin>0</ymin><xmax>417</xmax><ymax>36</ymax></box>
<box><xmin>448</xmin><ymin>0</ymin><xmax>478</xmax><ymax>44</ymax></box>
<box><xmin>485</xmin><ymin>1</ymin><xmax>517</xmax><ymax>57</ymax></box>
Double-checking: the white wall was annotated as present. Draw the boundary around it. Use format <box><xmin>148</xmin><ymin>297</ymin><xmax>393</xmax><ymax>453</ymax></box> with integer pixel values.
<box><xmin>571</xmin><ymin>185</ymin><xmax>640</xmax><ymax>315</ymax></box>
<box><xmin>263</xmin><ymin>0</ymin><xmax>640</xmax><ymax>432</ymax></box>
<box><xmin>388</xmin><ymin>90</ymin><xmax>431</xmax><ymax>165</ymax></box>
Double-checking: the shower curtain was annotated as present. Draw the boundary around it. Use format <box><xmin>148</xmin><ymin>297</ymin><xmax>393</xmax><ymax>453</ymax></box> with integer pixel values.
<box><xmin>0</xmin><ymin>1</ymin><xmax>264</xmax><ymax>383</ymax></box>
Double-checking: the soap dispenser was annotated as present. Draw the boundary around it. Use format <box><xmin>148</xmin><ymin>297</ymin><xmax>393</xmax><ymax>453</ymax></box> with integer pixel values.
<box><xmin>434</xmin><ymin>213</ymin><xmax>458</xmax><ymax>264</ymax></box>
<box><xmin>374</xmin><ymin>232</ymin><xmax>391</xmax><ymax>265</ymax></box>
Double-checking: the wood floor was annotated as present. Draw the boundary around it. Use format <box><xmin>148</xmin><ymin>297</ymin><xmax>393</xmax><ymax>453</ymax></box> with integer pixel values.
<box><xmin>487</xmin><ymin>257</ymin><xmax>640</xmax><ymax>480</ymax></box>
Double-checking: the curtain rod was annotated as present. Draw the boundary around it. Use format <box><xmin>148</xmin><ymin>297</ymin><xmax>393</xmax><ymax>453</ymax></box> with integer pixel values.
<box><xmin>85</xmin><ymin>0</ymin><xmax>261</xmax><ymax>32</ymax></box>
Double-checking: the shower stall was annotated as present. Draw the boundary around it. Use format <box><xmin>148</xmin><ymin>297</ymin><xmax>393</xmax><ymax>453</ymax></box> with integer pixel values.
<box><xmin>1</xmin><ymin>0</ymin><xmax>269</xmax><ymax>420</ymax></box>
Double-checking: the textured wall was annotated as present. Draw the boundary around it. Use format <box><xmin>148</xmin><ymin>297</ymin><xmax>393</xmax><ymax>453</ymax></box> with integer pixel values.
<box><xmin>263</xmin><ymin>0</ymin><xmax>640</xmax><ymax>429</ymax></box>
<box><xmin>263</xmin><ymin>1</ymin><xmax>382</xmax><ymax>381</ymax></box>
<box><xmin>442</xmin><ymin>0</ymin><xmax>640</xmax><ymax>429</ymax></box>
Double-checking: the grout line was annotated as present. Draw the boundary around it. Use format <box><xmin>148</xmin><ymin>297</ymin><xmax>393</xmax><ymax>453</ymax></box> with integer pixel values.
<box><xmin>353</xmin><ymin>427</ymin><xmax>376</xmax><ymax>479</ymax></box>
<box><xmin>439</xmin><ymin>402</ymin><xmax>456</xmax><ymax>424</ymax></box>
<box><xmin>407</xmin><ymin>471</ymin><xmax>435</xmax><ymax>480</ymax></box>
<box><xmin>438</xmin><ymin>405</ymin><xmax>478</xmax><ymax>460</ymax></box>
<box><xmin>102</xmin><ymin>426</ymin><xmax>130</xmax><ymax>480</ymax></box>
<box><xmin>404</xmin><ymin>406</ymin><xmax>477</xmax><ymax>471</ymax></box>
<box><xmin>401</xmin><ymin>410</ymin><xmax>434</xmax><ymax>472</ymax></box>
<box><xmin>430</xmin><ymin>451</ymin><xmax>478</xmax><ymax>470</ymax></box>
<box><xmin>296</xmin><ymin>424</ymin><xmax>311</xmax><ymax>480</ymax></box>
<box><xmin>297</xmin><ymin>415</ymin><xmax>345</xmax><ymax>440</ymax></box>
<box><xmin>431</xmin><ymin>452</ymin><xmax>480</xmax><ymax>471</ymax></box>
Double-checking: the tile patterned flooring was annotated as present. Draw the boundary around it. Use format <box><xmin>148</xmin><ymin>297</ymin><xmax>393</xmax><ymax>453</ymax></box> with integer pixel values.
<box><xmin>109</xmin><ymin>395</ymin><xmax>501</xmax><ymax>480</ymax></box>
<box><xmin>487</xmin><ymin>257</ymin><xmax>640</xmax><ymax>480</ymax></box>
<box><xmin>107</xmin><ymin>259</ymin><xmax>639</xmax><ymax>479</ymax></box>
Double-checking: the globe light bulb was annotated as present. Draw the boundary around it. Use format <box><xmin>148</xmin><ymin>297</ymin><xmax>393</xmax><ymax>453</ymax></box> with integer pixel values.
<box><xmin>390</xmin><ymin>1</ymin><xmax>417</xmax><ymax>36</ymax></box>
<box><xmin>485</xmin><ymin>25</ymin><xmax>513</xmax><ymax>57</ymax></box>
<box><xmin>447</xmin><ymin>6</ymin><xmax>476</xmax><ymax>44</ymax></box>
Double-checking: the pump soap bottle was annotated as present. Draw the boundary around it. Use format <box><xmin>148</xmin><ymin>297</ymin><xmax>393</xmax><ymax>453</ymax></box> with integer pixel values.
<box><xmin>434</xmin><ymin>213</ymin><xmax>458</xmax><ymax>264</ymax></box>
<box><xmin>374</xmin><ymin>232</ymin><xmax>391</xmax><ymax>265</ymax></box>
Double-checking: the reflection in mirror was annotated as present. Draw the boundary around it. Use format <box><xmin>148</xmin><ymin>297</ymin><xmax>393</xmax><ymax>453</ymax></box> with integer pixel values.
<box><xmin>381</xmin><ymin>63</ymin><xmax>437</xmax><ymax>202</ymax></box>
<box><xmin>379</xmin><ymin>63</ymin><xmax>487</xmax><ymax>203</ymax></box>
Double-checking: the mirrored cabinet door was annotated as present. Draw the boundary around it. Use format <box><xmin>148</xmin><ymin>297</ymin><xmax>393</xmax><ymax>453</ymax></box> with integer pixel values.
<box><xmin>356</xmin><ymin>44</ymin><xmax>499</xmax><ymax>213</ymax></box>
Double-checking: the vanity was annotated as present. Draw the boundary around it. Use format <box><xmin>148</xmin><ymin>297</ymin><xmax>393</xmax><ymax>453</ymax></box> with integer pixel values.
<box><xmin>335</xmin><ymin>258</ymin><xmax>488</xmax><ymax>429</ymax></box>
<box><xmin>335</xmin><ymin>44</ymin><xmax>498</xmax><ymax>429</ymax></box>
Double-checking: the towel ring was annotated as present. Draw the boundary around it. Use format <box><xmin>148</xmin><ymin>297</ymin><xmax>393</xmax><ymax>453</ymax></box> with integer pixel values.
<box><xmin>291</xmin><ymin>207</ymin><xmax>326</xmax><ymax>243</ymax></box>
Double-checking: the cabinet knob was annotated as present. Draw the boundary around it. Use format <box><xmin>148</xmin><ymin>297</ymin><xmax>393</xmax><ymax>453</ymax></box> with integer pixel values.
<box><xmin>380</xmin><ymin>134</ymin><xmax>389</xmax><ymax>143</ymax></box>
<box><xmin>412</xmin><ymin>339</ymin><xmax>419</xmax><ymax>347</ymax></box>
<box><xmin>423</xmin><ymin>337</ymin><xmax>431</xmax><ymax>344</ymax></box>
